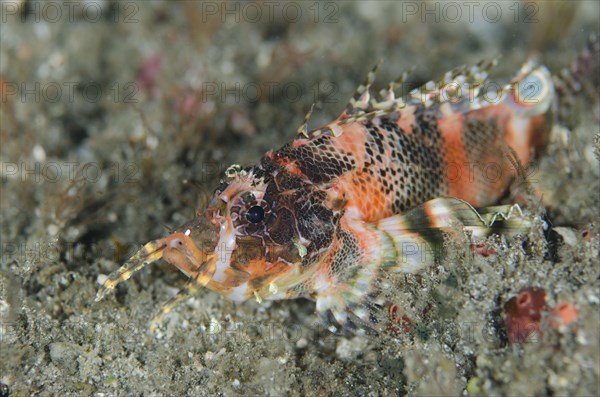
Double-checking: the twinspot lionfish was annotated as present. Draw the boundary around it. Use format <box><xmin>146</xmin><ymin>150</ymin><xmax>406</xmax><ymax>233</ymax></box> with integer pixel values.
<box><xmin>96</xmin><ymin>37</ymin><xmax>599</xmax><ymax>331</ymax></box>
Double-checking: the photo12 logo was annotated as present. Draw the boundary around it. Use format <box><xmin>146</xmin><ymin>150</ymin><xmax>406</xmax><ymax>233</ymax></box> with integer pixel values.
<box><xmin>1</xmin><ymin>1</ymin><xmax>139</xmax><ymax>23</ymax></box>
<box><xmin>199</xmin><ymin>81</ymin><xmax>338</xmax><ymax>105</ymax></box>
<box><xmin>199</xmin><ymin>1</ymin><xmax>339</xmax><ymax>24</ymax></box>
<box><xmin>1</xmin><ymin>81</ymin><xmax>138</xmax><ymax>104</ymax></box>
<box><xmin>398</xmin><ymin>1</ymin><xmax>539</xmax><ymax>24</ymax></box>
<box><xmin>0</xmin><ymin>161</ymin><xmax>140</xmax><ymax>184</ymax></box>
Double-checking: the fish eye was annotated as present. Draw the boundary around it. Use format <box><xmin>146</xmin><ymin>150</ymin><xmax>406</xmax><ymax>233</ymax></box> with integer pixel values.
<box><xmin>246</xmin><ymin>205</ymin><xmax>265</xmax><ymax>223</ymax></box>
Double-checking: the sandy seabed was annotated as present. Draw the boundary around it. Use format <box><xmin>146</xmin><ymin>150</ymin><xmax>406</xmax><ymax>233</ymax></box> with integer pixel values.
<box><xmin>1</xmin><ymin>1</ymin><xmax>599</xmax><ymax>396</ymax></box>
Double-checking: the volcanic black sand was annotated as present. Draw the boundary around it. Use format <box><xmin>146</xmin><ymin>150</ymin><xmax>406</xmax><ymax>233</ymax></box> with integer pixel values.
<box><xmin>1</xmin><ymin>1</ymin><xmax>599</xmax><ymax>396</ymax></box>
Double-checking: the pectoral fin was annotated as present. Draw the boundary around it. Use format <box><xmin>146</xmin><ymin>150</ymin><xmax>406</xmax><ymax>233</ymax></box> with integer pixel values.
<box><xmin>315</xmin><ymin>197</ymin><xmax>531</xmax><ymax>331</ymax></box>
<box><xmin>378</xmin><ymin>197</ymin><xmax>529</xmax><ymax>272</ymax></box>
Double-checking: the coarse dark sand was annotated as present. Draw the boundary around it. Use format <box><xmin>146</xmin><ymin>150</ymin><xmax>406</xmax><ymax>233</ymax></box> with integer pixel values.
<box><xmin>1</xmin><ymin>1</ymin><xmax>599</xmax><ymax>396</ymax></box>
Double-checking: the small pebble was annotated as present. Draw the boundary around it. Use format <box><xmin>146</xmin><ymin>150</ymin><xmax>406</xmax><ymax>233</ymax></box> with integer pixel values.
<box><xmin>296</xmin><ymin>338</ymin><xmax>308</xmax><ymax>349</ymax></box>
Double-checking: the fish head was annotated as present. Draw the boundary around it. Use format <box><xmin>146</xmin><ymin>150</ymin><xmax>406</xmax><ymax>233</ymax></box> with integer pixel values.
<box><xmin>169</xmin><ymin>165</ymin><xmax>311</xmax><ymax>302</ymax></box>
<box><xmin>97</xmin><ymin>162</ymin><xmax>332</xmax><ymax>304</ymax></box>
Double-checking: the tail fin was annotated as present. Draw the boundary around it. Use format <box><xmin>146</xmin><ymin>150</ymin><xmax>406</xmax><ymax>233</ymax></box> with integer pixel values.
<box><xmin>553</xmin><ymin>34</ymin><xmax>600</xmax><ymax>127</ymax></box>
<box><xmin>501</xmin><ymin>61</ymin><xmax>555</xmax><ymax>155</ymax></box>
<box><xmin>506</xmin><ymin>61</ymin><xmax>555</xmax><ymax>119</ymax></box>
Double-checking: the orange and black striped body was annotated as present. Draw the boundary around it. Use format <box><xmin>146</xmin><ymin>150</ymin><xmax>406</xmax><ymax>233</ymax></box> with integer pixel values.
<box><xmin>269</xmin><ymin>97</ymin><xmax>550</xmax><ymax>222</ymax></box>
<box><xmin>97</xmin><ymin>39</ymin><xmax>598</xmax><ymax>331</ymax></box>
<box><xmin>229</xmin><ymin>64</ymin><xmax>556</xmax><ymax>326</ymax></box>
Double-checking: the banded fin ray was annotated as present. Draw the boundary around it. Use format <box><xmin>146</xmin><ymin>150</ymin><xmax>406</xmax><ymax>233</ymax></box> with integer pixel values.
<box><xmin>408</xmin><ymin>57</ymin><xmax>500</xmax><ymax>107</ymax></box>
<box><xmin>318</xmin><ymin>197</ymin><xmax>530</xmax><ymax>331</ymax></box>
<box><xmin>377</xmin><ymin>197</ymin><xmax>529</xmax><ymax>273</ymax></box>
<box><xmin>343</xmin><ymin>57</ymin><xmax>501</xmax><ymax>123</ymax></box>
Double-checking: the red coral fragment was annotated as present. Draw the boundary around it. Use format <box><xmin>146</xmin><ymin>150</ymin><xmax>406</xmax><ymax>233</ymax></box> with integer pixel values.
<box><xmin>504</xmin><ymin>287</ymin><xmax>547</xmax><ymax>344</ymax></box>
<box><xmin>388</xmin><ymin>304</ymin><xmax>413</xmax><ymax>335</ymax></box>
<box><xmin>471</xmin><ymin>242</ymin><xmax>497</xmax><ymax>257</ymax></box>
<box><xmin>504</xmin><ymin>288</ymin><xmax>580</xmax><ymax>344</ymax></box>
<box><xmin>581</xmin><ymin>228</ymin><xmax>597</xmax><ymax>241</ymax></box>
<box><xmin>549</xmin><ymin>302</ymin><xmax>578</xmax><ymax>329</ymax></box>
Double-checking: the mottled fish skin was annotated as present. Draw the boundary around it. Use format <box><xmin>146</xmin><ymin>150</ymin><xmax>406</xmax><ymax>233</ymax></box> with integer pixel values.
<box><xmin>210</xmin><ymin>64</ymin><xmax>553</xmax><ymax>322</ymax></box>
<box><xmin>97</xmin><ymin>38</ymin><xmax>598</xmax><ymax>330</ymax></box>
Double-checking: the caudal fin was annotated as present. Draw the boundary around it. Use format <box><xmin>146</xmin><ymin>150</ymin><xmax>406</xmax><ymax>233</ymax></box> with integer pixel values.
<box><xmin>506</xmin><ymin>61</ymin><xmax>555</xmax><ymax>118</ymax></box>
